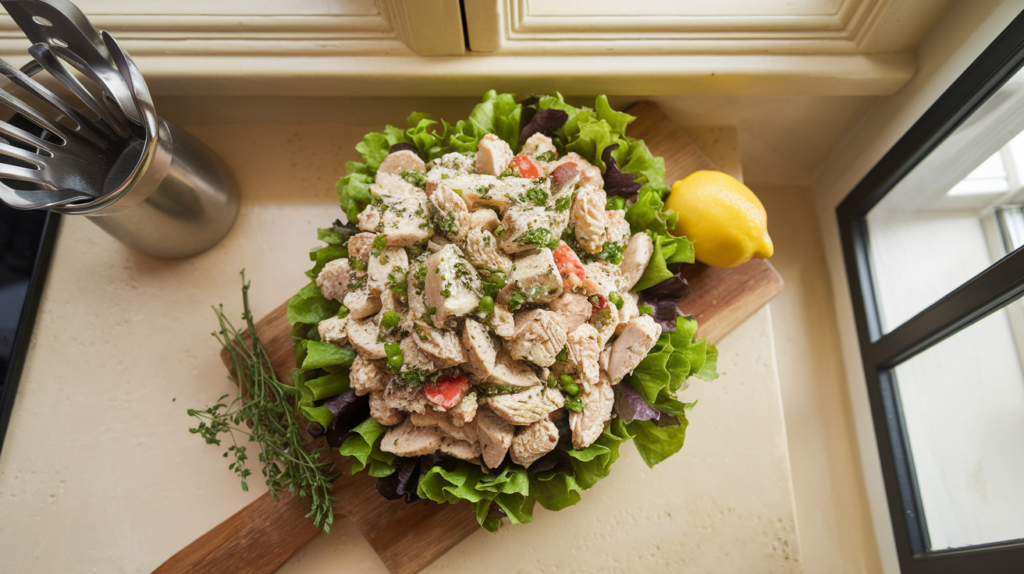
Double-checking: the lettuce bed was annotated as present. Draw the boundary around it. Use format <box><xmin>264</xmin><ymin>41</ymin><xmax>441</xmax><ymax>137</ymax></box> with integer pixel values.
<box><xmin>287</xmin><ymin>92</ymin><xmax>718</xmax><ymax>530</ymax></box>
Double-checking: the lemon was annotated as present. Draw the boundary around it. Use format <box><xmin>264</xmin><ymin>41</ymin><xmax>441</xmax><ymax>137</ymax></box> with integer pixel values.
<box><xmin>666</xmin><ymin>170</ymin><xmax>773</xmax><ymax>268</ymax></box>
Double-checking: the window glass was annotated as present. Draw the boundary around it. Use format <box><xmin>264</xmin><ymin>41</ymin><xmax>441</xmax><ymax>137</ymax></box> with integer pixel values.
<box><xmin>893</xmin><ymin>293</ymin><xmax>1024</xmax><ymax>550</ymax></box>
<box><xmin>866</xmin><ymin>68</ymin><xmax>1024</xmax><ymax>333</ymax></box>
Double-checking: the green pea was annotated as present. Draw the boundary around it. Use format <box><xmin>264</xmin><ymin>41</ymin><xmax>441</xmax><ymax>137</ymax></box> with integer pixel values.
<box><xmin>384</xmin><ymin>343</ymin><xmax>404</xmax><ymax>372</ymax></box>
<box><xmin>561</xmin><ymin>378</ymin><xmax>579</xmax><ymax>396</ymax></box>
<box><xmin>479</xmin><ymin>295</ymin><xmax>494</xmax><ymax>315</ymax></box>
<box><xmin>380</xmin><ymin>310</ymin><xmax>400</xmax><ymax>329</ymax></box>
<box><xmin>491</xmin><ymin>272</ymin><xmax>506</xmax><ymax>289</ymax></box>
<box><xmin>608</xmin><ymin>291</ymin><xmax>624</xmax><ymax>309</ymax></box>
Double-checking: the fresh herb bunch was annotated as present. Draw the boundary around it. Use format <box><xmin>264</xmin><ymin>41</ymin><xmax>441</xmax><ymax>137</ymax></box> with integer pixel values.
<box><xmin>189</xmin><ymin>273</ymin><xmax>339</xmax><ymax>533</ymax></box>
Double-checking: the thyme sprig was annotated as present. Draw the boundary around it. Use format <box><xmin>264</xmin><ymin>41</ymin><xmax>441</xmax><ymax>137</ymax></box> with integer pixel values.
<box><xmin>188</xmin><ymin>273</ymin><xmax>339</xmax><ymax>533</ymax></box>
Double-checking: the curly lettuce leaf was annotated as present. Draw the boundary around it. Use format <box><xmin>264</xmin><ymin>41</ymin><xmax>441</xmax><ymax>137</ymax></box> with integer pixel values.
<box><xmin>627</xmin><ymin>413</ymin><xmax>690</xmax><ymax>468</ymax></box>
<box><xmin>339</xmin><ymin>417</ymin><xmax>396</xmax><ymax>476</ymax></box>
<box><xmin>301</xmin><ymin>341</ymin><xmax>357</xmax><ymax>371</ymax></box>
<box><xmin>287</xmin><ymin>281</ymin><xmax>339</xmax><ymax>325</ymax></box>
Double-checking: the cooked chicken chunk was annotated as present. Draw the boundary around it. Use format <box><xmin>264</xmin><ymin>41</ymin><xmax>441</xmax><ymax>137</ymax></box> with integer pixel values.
<box><xmin>485</xmin><ymin>386</ymin><xmax>564</xmax><ymax>425</ymax></box>
<box><xmin>605</xmin><ymin>210</ymin><xmax>631</xmax><ymax>255</ymax></box>
<box><xmin>567</xmin><ymin>323</ymin><xmax>601</xmax><ymax>392</ymax></box>
<box><xmin>508</xmin><ymin>309</ymin><xmax>568</xmax><ymax>368</ymax></box>
<box><xmin>369</xmin><ymin>390</ymin><xmax>405</xmax><ymax>426</ymax></box>
<box><xmin>569</xmin><ymin>378</ymin><xmax>614</xmax><ymax>449</ymax></box>
<box><xmin>439</xmin><ymin>437</ymin><xmax>482</xmax><ymax>461</ymax></box>
<box><xmin>380</xmin><ymin>418</ymin><xmax>441</xmax><ymax>457</ymax></box>
<box><xmin>476</xmin><ymin>133</ymin><xmax>514</xmax><ymax>176</ymax></box>
<box><xmin>498</xmin><ymin>206</ymin><xmax>566</xmax><ymax>255</ymax></box>
<box><xmin>444</xmin><ymin>175</ymin><xmax>514</xmax><ymax>214</ymax></box>
<box><xmin>316</xmin><ymin>258</ymin><xmax>350</xmax><ymax>303</ymax></box>
<box><xmin>546</xmin><ymin>152</ymin><xmax>603</xmax><ymax>190</ymax></box>
<box><xmin>615</xmin><ymin>291</ymin><xmax>641</xmax><ymax>335</ymax></box>
<box><xmin>549</xmin><ymin>292</ymin><xmax>592</xmax><ymax>333</ymax></box>
<box><xmin>582</xmin><ymin>261</ymin><xmax>626</xmax><ymax>298</ymax></box>
<box><xmin>619</xmin><ymin>232</ymin><xmax>654</xmax><ymax>291</ymax></box>
<box><xmin>400</xmin><ymin>336</ymin><xmax>435</xmax><ymax>376</ymax></box>
<box><xmin>369</xmin><ymin>173</ymin><xmax>433</xmax><ymax>246</ymax></box>
<box><xmin>572</xmin><ymin>187</ymin><xmax>609</xmax><ymax>255</ymax></box>
<box><xmin>317</xmin><ymin>316</ymin><xmax>348</xmax><ymax>346</ymax></box>
<box><xmin>357</xmin><ymin>206</ymin><xmax>381</xmax><ymax>233</ymax></box>
<box><xmin>464</xmin><ymin>228</ymin><xmax>512</xmax><ymax>276</ymax></box>
<box><xmin>461</xmin><ymin>318</ymin><xmax>499</xmax><ymax>380</ymax></box>
<box><xmin>607</xmin><ymin>315</ymin><xmax>662</xmax><ymax>383</ymax></box>
<box><xmin>490</xmin><ymin>304</ymin><xmax>515</xmax><ymax>339</ymax></box>
<box><xmin>347</xmin><ymin>317</ymin><xmax>387</xmax><ymax>360</ymax></box>
<box><xmin>377</xmin><ymin>149</ymin><xmax>426</xmax><ymax>176</ymax></box>
<box><xmin>450</xmin><ymin>391</ymin><xmax>478</xmax><ymax>426</ymax></box>
<box><xmin>430</xmin><ymin>184</ymin><xmax>470</xmax><ymax>242</ymax></box>
<box><xmin>343</xmin><ymin>285</ymin><xmax>381</xmax><ymax>320</ymax></box>
<box><xmin>410</xmin><ymin>409</ymin><xmax>478</xmax><ymax>443</ymax></box>
<box><xmin>476</xmin><ymin>407</ymin><xmax>514</xmax><ymax>469</ymax></box>
<box><xmin>510</xmin><ymin>419</ymin><xmax>559</xmax><ymax>468</ymax></box>
<box><xmin>468</xmin><ymin>208</ymin><xmax>499</xmax><ymax>232</ymax></box>
<box><xmin>350</xmin><ymin>355</ymin><xmax>390</xmax><ymax>396</ymax></box>
<box><xmin>508</xmin><ymin>248</ymin><xmax>563</xmax><ymax>305</ymax></box>
<box><xmin>591</xmin><ymin>298</ymin><xmax>620</xmax><ymax>348</ymax></box>
<box><xmin>548</xmin><ymin>162</ymin><xmax>580</xmax><ymax>197</ymax></box>
<box><xmin>367</xmin><ymin>245</ymin><xmax>408</xmax><ymax>295</ymax></box>
<box><xmin>347</xmin><ymin>232</ymin><xmax>375</xmax><ymax>262</ymax></box>
<box><xmin>424</xmin><ymin>244</ymin><xmax>482</xmax><ymax>325</ymax></box>
<box><xmin>382</xmin><ymin>379</ymin><xmax>432</xmax><ymax>414</ymax></box>
<box><xmin>413</xmin><ymin>319</ymin><xmax>466</xmax><ymax>369</ymax></box>
<box><xmin>521</xmin><ymin>133</ymin><xmax>557</xmax><ymax>159</ymax></box>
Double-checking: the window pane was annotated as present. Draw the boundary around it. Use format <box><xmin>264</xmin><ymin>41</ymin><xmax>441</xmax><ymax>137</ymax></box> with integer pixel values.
<box><xmin>865</xmin><ymin>67</ymin><xmax>1024</xmax><ymax>333</ymax></box>
<box><xmin>893</xmin><ymin>295</ymin><xmax>1024</xmax><ymax>550</ymax></box>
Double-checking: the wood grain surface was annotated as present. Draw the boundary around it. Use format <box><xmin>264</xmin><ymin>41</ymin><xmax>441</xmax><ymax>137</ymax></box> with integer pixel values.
<box><xmin>153</xmin><ymin>101</ymin><xmax>783</xmax><ymax>574</ymax></box>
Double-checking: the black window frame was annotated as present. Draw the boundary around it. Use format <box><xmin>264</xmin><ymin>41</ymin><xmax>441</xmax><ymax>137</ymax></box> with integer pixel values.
<box><xmin>837</xmin><ymin>9</ymin><xmax>1024</xmax><ymax>573</ymax></box>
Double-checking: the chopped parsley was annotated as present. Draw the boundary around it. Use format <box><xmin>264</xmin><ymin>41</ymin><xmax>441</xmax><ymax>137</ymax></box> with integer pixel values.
<box><xmin>515</xmin><ymin>228</ymin><xmax>560</xmax><ymax>250</ymax></box>
<box><xmin>371</xmin><ymin>235</ymin><xmax>387</xmax><ymax>257</ymax></box>
<box><xmin>474</xmin><ymin>384</ymin><xmax>520</xmax><ymax>398</ymax></box>
<box><xmin>556</xmin><ymin>346</ymin><xmax>568</xmax><ymax>362</ymax></box>
<box><xmin>441</xmin><ymin>288</ymin><xmax>451</xmax><ymax>298</ymax></box>
<box><xmin>597</xmin><ymin>240</ymin><xmax>625</xmax><ymax>265</ymax></box>
<box><xmin>535</xmin><ymin>150</ymin><xmax>557</xmax><ymax>162</ymax></box>
<box><xmin>347</xmin><ymin>277</ymin><xmax>366</xmax><ymax>290</ymax></box>
<box><xmin>608</xmin><ymin>291</ymin><xmax>624</xmax><ymax>309</ymax></box>
<box><xmin>507</xmin><ymin>288</ymin><xmax>526</xmax><ymax>311</ymax></box>
<box><xmin>526</xmin><ymin>187</ymin><xmax>548</xmax><ymax>206</ymax></box>
<box><xmin>401</xmin><ymin>170</ymin><xmax>426</xmax><ymax>187</ymax></box>
<box><xmin>414</xmin><ymin>264</ymin><xmax>428</xmax><ymax>292</ymax></box>
<box><xmin>554</xmin><ymin>195</ymin><xmax>572</xmax><ymax>212</ymax></box>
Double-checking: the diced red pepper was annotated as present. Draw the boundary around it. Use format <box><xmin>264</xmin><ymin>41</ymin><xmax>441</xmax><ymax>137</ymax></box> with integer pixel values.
<box><xmin>589</xmin><ymin>294</ymin><xmax>608</xmax><ymax>315</ymax></box>
<box><xmin>553</xmin><ymin>244</ymin><xmax>586</xmax><ymax>283</ymax></box>
<box><xmin>424</xmin><ymin>373</ymin><xmax>469</xmax><ymax>410</ymax></box>
<box><xmin>510</xmin><ymin>155</ymin><xmax>543</xmax><ymax>179</ymax></box>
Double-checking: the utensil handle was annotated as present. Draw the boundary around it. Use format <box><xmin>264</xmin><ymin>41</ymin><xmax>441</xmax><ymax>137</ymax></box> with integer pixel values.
<box><xmin>152</xmin><ymin>490</ymin><xmax>323</xmax><ymax>574</ymax></box>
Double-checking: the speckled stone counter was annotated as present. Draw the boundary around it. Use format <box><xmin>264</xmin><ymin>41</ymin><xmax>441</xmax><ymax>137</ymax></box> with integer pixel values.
<box><xmin>0</xmin><ymin>116</ymin><xmax>802</xmax><ymax>573</ymax></box>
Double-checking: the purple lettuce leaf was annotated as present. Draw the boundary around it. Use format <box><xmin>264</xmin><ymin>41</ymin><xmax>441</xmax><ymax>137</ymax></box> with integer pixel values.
<box><xmin>643</xmin><ymin>299</ymin><xmax>683</xmax><ymax>334</ymax></box>
<box><xmin>615</xmin><ymin>382</ymin><xmax>662</xmax><ymax>424</ymax></box>
<box><xmin>655</xmin><ymin>414</ymin><xmax>681</xmax><ymax>428</ymax></box>
<box><xmin>323</xmin><ymin>390</ymin><xmax>370</xmax><ymax>448</ymax></box>
<box><xmin>388</xmin><ymin>142</ymin><xmax>418</xmax><ymax>154</ymax></box>
<box><xmin>601</xmin><ymin>144</ymin><xmax>642</xmax><ymax>199</ymax></box>
<box><xmin>528</xmin><ymin>448</ymin><xmax>575</xmax><ymax>477</ymax></box>
<box><xmin>639</xmin><ymin>273</ymin><xmax>690</xmax><ymax>304</ymax></box>
<box><xmin>519</xmin><ymin>109</ymin><xmax>569</xmax><ymax>146</ymax></box>
<box><xmin>376</xmin><ymin>456</ymin><xmax>421</xmax><ymax>503</ymax></box>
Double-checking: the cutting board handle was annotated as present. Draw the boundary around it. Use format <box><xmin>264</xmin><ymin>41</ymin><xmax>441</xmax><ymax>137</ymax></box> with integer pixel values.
<box><xmin>152</xmin><ymin>490</ymin><xmax>323</xmax><ymax>574</ymax></box>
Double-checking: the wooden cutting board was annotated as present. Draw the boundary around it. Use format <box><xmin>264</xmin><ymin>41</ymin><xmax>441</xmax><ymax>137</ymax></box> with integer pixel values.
<box><xmin>153</xmin><ymin>101</ymin><xmax>783</xmax><ymax>574</ymax></box>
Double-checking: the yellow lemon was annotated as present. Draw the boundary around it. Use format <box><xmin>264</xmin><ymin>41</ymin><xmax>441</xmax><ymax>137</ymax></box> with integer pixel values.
<box><xmin>666</xmin><ymin>170</ymin><xmax>773</xmax><ymax>268</ymax></box>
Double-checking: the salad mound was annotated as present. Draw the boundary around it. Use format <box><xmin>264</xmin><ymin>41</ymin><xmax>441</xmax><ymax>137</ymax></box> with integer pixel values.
<box><xmin>287</xmin><ymin>92</ymin><xmax>718</xmax><ymax>530</ymax></box>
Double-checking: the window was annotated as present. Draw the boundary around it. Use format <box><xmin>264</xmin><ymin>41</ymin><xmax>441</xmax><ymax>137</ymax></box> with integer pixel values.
<box><xmin>838</xmin><ymin>10</ymin><xmax>1024</xmax><ymax>573</ymax></box>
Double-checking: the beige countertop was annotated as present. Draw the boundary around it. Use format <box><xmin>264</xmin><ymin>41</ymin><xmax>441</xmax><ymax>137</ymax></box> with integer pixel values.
<box><xmin>0</xmin><ymin>111</ymin><xmax>802</xmax><ymax>573</ymax></box>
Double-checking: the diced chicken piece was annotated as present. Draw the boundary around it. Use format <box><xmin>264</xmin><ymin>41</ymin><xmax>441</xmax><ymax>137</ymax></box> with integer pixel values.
<box><xmin>476</xmin><ymin>407</ymin><xmax>514</xmax><ymax>469</ymax></box>
<box><xmin>567</xmin><ymin>323</ymin><xmax>601</xmax><ymax>392</ymax></box>
<box><xmin>548</xmin><ymin>162</ymin><xmax>580</xmax><ymax>197</ymax></box>
<box><xmin>619</xmin><ymin>232</ymin><xmax>654</xmax><ymax>291</ymax></box>
<box><xmin>347</xmin><ymin>317</ymin><xmax>387</xmax><ymax>360</ymax></box>
<box><xmin>615</xmin><ymin>291</ymin><xmax>641</xmax><ymax>335</ymax></box>
<box><xmin>461</xmin><ymin>318</ymin><xmax>499</xmax><ymax>379</ymax></box>
<box><xmin>546</xmin><ymin>152</ymin><xmax>603</xmax><ymax>190</ymax></box>
<box><xmin>607</xmin><ymin>315</ymin><xmax>662</xmax><ymax>383</ymax></box>
<box><xmin>490</xmin><ymin>304</ymin><xmax>515</xmax><ymax>339</ymax></box>
<box><xmin>439</xmin><ymin>437</ymin><xmax>482</xmax><ymax>461</ymax></box>
<box><xmin>357</xmin><ymin>206</ymin><xmax>381</xmax><ymax>233</ymax></box>
<box><xmin>377</xmin><ymin>149</ymin><xmax>426</xmax><ymax>176</ymax></box>
<box><xmin>605</xmin><ymin>210</ymin><xmax>631</xmax><ymax>253</ymax></box>
<box><xmin>599</xmin><ymin>344</ymin><xmax>612</xmax><ymax>373</ymax></box>
<box><xmin>351</xmin><ymin>355</ymin><xmax>391</xmax><ymax>396</ymax></box>
<box><xmin>367</xmin><ymin>246</ymin><xmax>408</xmax><ymax>295</ymax></box>
<box><xmin>468</xmin><ymin>208</ymin><xmax>499</xmax><ymax>232</ymax></box>
<box><xmin>370</xmin><ymin>173</ymin><xmax>433</xmax><ymax>246</ymax></box>
<box><xmin>591</xmin><ymin>298</ymin><xmax>620</xmax><ymax>348</ymax></box>
<box><xmin>379</xmin><ymin>418</ymin><xmax>441</xmax><ymax>457</ymax></box>
<box><xmin>485</xmin><ymin>386</ymin><xmax>564</xmax><ymax>425</ymax></box>
<box><xmin>410</xmin><ymin>409</ymin><xmax>478</xmax><ymax>443</ymax></box>
<box><xmin>343</xmin><ymin>286</ymin><xmax>381</xmax><ymax>320</ymax></box>
<box><xmin>317</xmin><ymin>316</ymin><xmax>349</xmax><ymax>346</ymax></box>
<box><xmin>582</xmin><ymin>261</ymin><xmax>626</xmax><ymax>298</ymax></box>
<box><xmin>430</xmin><ymin>184</ymin><xmax>470</xmax><ymax>242</ymax></box>
<box><xmin>406</xmin><ymin>257</ymin><xmax>428</xmax><ymax>320</ymax></box>
<box><xmin>508</xmin><ymin>309</ymin><xmax>568</xmax><ymax>368</ymax></box>
<box><xmin>521</xmin><ymin>133</ymin><xmax>557</xmax><ymax>159</ymax></box>
<box><xmin>347</xmin><ymin>232</ymin><xmax>375</xmax><ymax>262</ymax></box>
<box><xmin>490</xmin><ymin>351</ymin><xmax>542</xmax><ymax>388</ymax></box>
<box><xmin>550</xmin><ymin>292</ymin><xmax>592</xmax><ymax>333</ymax></box>
<box><xmin>569</xmin><ymin>379</ymin><xmax>614</xmax><ymax>449</ymax></box>
<box><xmin>509</xmin><ymin>419</ymin><xmax>559</xmax><ymax>468</ymax></box>
<box><xmin>428</xmin><ymin>152</ymin><xmax>477</xmax><ymax>174</ymax></box>
<box><xmin>424</xmin><ymin>244</ymin><xmax>482</xmax><ymax>325</ymax></box>
<box><xmin>382</xmin><ymin>379</ymin><xmax>432</xmax><ymax>414</ymax></box>
<box><xmin>379</xmin><ymin>289</ymin><xmax>405</xmax><ymax>322</ymax></box>
<box><xmin>572</xmin><ymin>187</ymin><xmax>609</xmax><ymax>255</ymax></box>
<box><xmin>465</xmin><ymin>228</ymin><xmax>513</xmax><ymax>276</ymax></box>
<box><xmin>369</xmin><ymin>390</ymin><xmax>405</xmax><ymax>426</ymax></box>
<box><xmin>498</xmin><ymin>206</ymin><xmax>566</xmax><ymax>255</ymax></box>
<box><xmin>413</xmin><ymin>320</ymin><xmax>466</xmax><ymax>369</ymax></box>
<box><xmin>316</xmin><ymin>258</ymin><xmax>350</xmax><ymax>303</ymax></box>
<box><xmin>437</xmin><ymin>174</ymin><xmax>508</xmax><ymax>213</ymax></box>
<box><xmin>508</xmin><ymin>248</ymin><xmax>563</xmax><ymax>305</ymax></box>
<box><xmin>400</xmin><ymin>336</ymin><xmax>435</xmax><ymax>377</ymax></box>
<box><xmin>450</xmin><ymin>391</ymin><xmax>478</xmax><ymax>426</ymax></box>
<box><xmin>476</xmin><ymin>133</ymin><xmax>514</xmax><ymax>176</ymax></box>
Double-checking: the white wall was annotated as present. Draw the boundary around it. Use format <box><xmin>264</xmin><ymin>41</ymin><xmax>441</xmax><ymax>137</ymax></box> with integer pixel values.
<box><xmin>812</xmin><ymin>0</ymin><xmax>1024</xmax><ymax>571</ymax></box>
